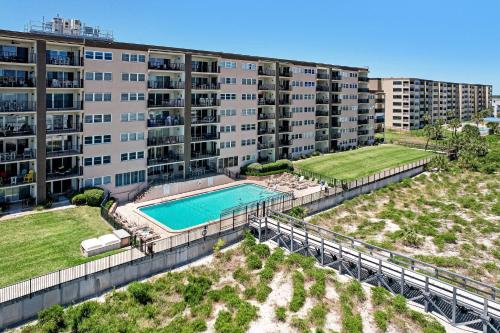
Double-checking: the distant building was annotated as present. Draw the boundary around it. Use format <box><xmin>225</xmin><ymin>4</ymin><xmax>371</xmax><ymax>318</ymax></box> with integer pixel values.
<box><xmin>492</xmin><ymin>95</ymin><xmax>500</xmax><ymax>118</ymax></box>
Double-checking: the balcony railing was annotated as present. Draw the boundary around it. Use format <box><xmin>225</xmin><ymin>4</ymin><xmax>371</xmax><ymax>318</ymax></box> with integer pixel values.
<box><xmin>191</xmin><ymin>149</ymin><xmax>220</xmax><ymax>159</ymax></box>
<box><xmin>279</xmin><ymin>139</ymin><xmax>293</xmax><ymax>146</ymax></box>
<box><xmin>148</xmin><ymin>62</ymin><xmax>185</xmax><ymax>71</ymax></box>
<box><xmin>258</xmin><ymin>83</ymin><xmax>275</xmax><ymax>90</ymax></box>
<box><xmin>147</xmin><ymin>154</ymin><xmax>184</xmax><ymax>166</ymax></box>
<box><xmin>358</xmin><ymin>130</ymin><xmax>370</xmax><ymax>135</ymax></box>
<box><xmin>191</xmin><ymin>115</ymin><xmax>220</xmax><ymax>124</ymax></box>
<box><xmin>358</xmin><ymin>109</ymin><xmax>370</xmax><ymax>114</ymax></box>
<box><xmin>315</xmin><ymin>134</ymin><xmax>329</xmax><ymax>141</ymax></box>
<box><xmin>258</xmin><ymin>128</ymin><xmax>275</xmax><ymax>135</ymax></box>
<box><xmin>331</xmin><ymin>74</ymin><xmax>342</xmax><ymax>81</ymax></box>
<box><xmin>0</xmin><ymin>148</ymin><xmax>35</xmax><ymax>163</ymax></box>
<box><xmin>0</xmin><ymin>170</ymin><xmax>36</xmax><ymax>187</ymax></box>
<box><xmin>147</xmin><ymin>117</ymin><xmax>184</xmax><ymax>127</ymax></box>
<box><xmin>192</xmin><ymin>83</ymin><xmax>220</xmax><ymax>90</ymax></box>
<box><xmin>258</xmin><ymin>98</ymin><xmax>275</xmax><ymax>106</ymax></box>
<box><xmin>316</xmin><ymin>85</ymin><xmax>329</xmax><ymax>92</ymax></box>
<box><xmin>358</xmin><ymin>119</ymin><xmax>369</xmax><ymax>125</ymax></box>
<box><xmin>358</xmin><ymin>88</ymin><xmax>369</xmax><ymax>93</ymax></box>
<box><xmin>46</xmin><ymin>145</ymin><xmax>82</xmax><ymax>158</ymax></box>
<box><xmin>46</xmin><ymin>166</ymin><xmax>82</xmax><ymax>181</ymax></box>
<box><xmin>279</xmin><ymin>99</ymin><xmax>291</xmax><ymax>105</ymax></box>
<box><xmin>278</xmin><ymin>112</ymin><xmax>292</xmax><ymax>119</ymax></box>
<box><xmin>316</xmin><ymin>98</ymin><xmax>329</xmax><ymax>104</ymax></box>
<box><xmin>331</xmin><ymin>132</ymin><xmax>341</xmax><ymax>139</ymax></box>
<box><xmin>47</xmin><ymin>100</ymin><xmax>83</xmax><ymax>111</ymax></box>
<box><xmin>358</xmin><ymin>77</ymin><xmax>369</xmax><ymax>82</ymax></box>
<box><xmin>258</xmin><ymin>112</ymin><xmax>275</xmax><ymax>120</ymax></box>
<box><xmin>332</xmin><ymin>122</ymin><xmax>341</xmax><ymax>128</ymax></box>
<box><xmin>279</xmin><ymin>70</ymin><xmax>292</xmax><ymax>77</ymax></box>
<box><xmin>148</xmin><ymin>81</ymin><xmax>185</xmax><ymax>89</ymax></box>
<box><xmin>46</xmin><ymin>123</ymin><xmax>83</xmax><ymax>135</ymax></box>
<box><xmin>331</xmin><ymin>97</ymin><xmax>341</xmax><ymax>104</ymax></box>
<box><xmin>375</xmin><ymin>117</ymin><xmax>385</xmax><ymax>124</ymax></box>
<box><xmin>0</xmin><ymin>51</ymin><xmax>35</xmax><ymax>64</ymax></box>
<box><xmin>46</xmin><ymin>56</ymin><xmax>82</xmax><ymax>67</ymax></box>
<box><xmin>278</xmin><ymin>126</ymin><xmax>292</xmax><ymax>133</ymax></box>
<box><xmin>317</xmin><ymin>73</ymin><xmax>329</xmax><ymax>80</ymax></box>
<box><xmin>331</xmin><ymin>85</ymin><xmax>342</xmax><ymax>93</ymax></box>
<box><xmin>148</xmin><ymin>99</ymin><xmax>185</xmax><ymax>108</ymax></box>
<box><xmin>0</xmin><ymin>77</ymin><xmax>36</xmax><ymax>88</ymax></box>
<box><xmin>279</xmin><ymin>85</ymin><xmax>291</xmax><ymax>91</ymax></box>
<box><xmin>258</xmin><ymin>69</ymin><xmax>276</xmax><ymax>76</ymax></box>
<box><xmin>257</xmin><ymin>142</ymin><xmax>274</xmax><ymax>150</ymax></box>
<box><xmin>0</xmin><ymin>124</ymin><xmax>35</xmax><ymax>137</ymax></box>
<box><xmin>315</xmin><ymin>110</ymin><xmax>329</xmax><ymax>116</ymax></box>
<box><xmin>192</xmin><ymin>65</ymin><xmax>220</xmax><ymax>74</ymax></box>
<box><xmin>0</xmin><ymin>101</ymin><xmax>36</xmax><ymax>112</ymax></box>
<box><xmin>192</xmin><ymin>98</ymin><xmax>220</xmax><ymax>107</ymax></box>
<box><xmin>147</xmin><ymin>135</ymin><xmax>184</xmax><ymax>146</ymax></box>
<box><xmin>191</xmin><ymin>133</ymin><xmax>220</xmax><ymax>142</ymax></box>
<box><xmin>315</xmin><ymin>123</ymin><xmax>329</xmax><ymax>129</ymax></box>
<box><xmin>46</xmin><ymin>79</ymin><xmax>83</xmax><ymax>89</ymax></box>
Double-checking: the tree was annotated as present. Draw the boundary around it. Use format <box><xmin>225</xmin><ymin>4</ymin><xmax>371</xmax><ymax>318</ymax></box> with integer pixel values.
<box><xmin>473</xmin><ymin>108</ymin><xmax>492</xmax><ymax>126</ymax></box>
<box><xmin>486</xmin><ymin>121</ymin><xmax>499</xmax><ymax>135</ymax></box>
<box><xmin>456</xmin><ymin>124</ymin><xmax>489</xmax><ymax>170</ymax></box>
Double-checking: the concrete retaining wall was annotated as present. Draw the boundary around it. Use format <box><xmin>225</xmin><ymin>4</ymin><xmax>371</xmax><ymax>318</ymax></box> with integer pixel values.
<box><xmin>0</xmin><ymin>228</ymin><xmax>245</xmax><ymax>331</ymax></box>
<box><xmin>302</xmin><ymin>166</ymin><xmax>425</xmax><ymax>215</ymax></box>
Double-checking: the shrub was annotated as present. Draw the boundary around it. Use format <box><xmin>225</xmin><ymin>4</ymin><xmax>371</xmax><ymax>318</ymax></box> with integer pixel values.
<box><xmin>213</xmin><ymin>238</ymin><xmax>225</xmax><ymax>258</ymax></box>
<box><xmin>66</xmin><ymin>301</ymin><xmax>100</xmax><ymax>331</ymax></box>
<box><xmin>183</xmin><ymin>276</ymin><xmax>212</xmax><ymax>306</ymax></box>
<box><xmin>392</xmin><ymin>294</ymin><xmax>407</xmax><ymax>312</ymax></box>
<box><xmin>83</xmin><ymin>188</ymin><xmax>104</xmax><ymax>206</ymax></box>
<box><xmin>241</xmin><ymin>159</ymin><xmax>293</xmax><ymax>175</ymax></box>
<box><xmin>233</xmin><ymin>267</ymin><xmax>251</xmax><ymax>284</ymax></box>
<box><xmin>371</xmin><ymin>286</ymin><xmax>390</xmax><ymax>306</ymax></box>
<box><xmin>259</xmin><ymin>266</ymin><xmax>274</xmax><ymax>282</ymax></box>
<box><xmin>246</xmin><ymin>254</ymin><xmax>262</xmax><ymax>270</ymax></box>
<box><xmin>291</xmin><ymin>316</ymin><xmax>310</xmax><ymax>333</ymax></box>
<box><xmin>128</xmin><ymin>282</ymin><xmax>153</xmax><ymax>305</ymax></box>
<box><xmin>275</xmin><ymin>306</ymin><xmax>287</xmax><ymax>321</ymax></box>
<box><xmin>243</xmin><ymin>287</ymin><xmax>256</xmax><ymax>299</ymax></box>
<box><xmin>288</xmin><ymin>206</ymin><xmax>307</xmax><ymax>219</ymax></box>
<box><xmin>254</xmin><ymin>243</ymin><xmax>271</xmax><ymax>258</ymax></box>
<box><xmin>308</xmin><ymin>303</ymin><xmax>327</xmax><ymax>327</ymax></box>
<box><xmin>38</xmin><ymin>305</ymin><xmax>66</xmax><ymax>333</ymax></box>
<box><xmin>71</xmin><ymin>193</ymin><xmax>87</xmax><ymax>205</ymax></box>
<box><xmin>289</xmin><ymin>271</ymin><xmax>306</xmax><ymax>312</ymax></box>
<box><xmin>255</xmin><ymin>284</ymin><xmax>272</xmax><ymax>302</ymax></box>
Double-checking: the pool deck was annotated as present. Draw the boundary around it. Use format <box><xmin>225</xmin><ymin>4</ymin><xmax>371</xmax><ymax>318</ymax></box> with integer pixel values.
<box><xmin>116</xmin><ymin>178</ymin><xmax>321</xmax><ymax>237</ymax></box>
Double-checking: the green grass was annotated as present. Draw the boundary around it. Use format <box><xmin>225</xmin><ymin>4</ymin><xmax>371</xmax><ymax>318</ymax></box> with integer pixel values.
<box><xmin>294</xmin><ymin>144</ymin><xmax>434</xmax><ymax>180</ymax></box>
<box><xmin>0</xmin><ymin>206</ymin><xmax>114</xmax><ymax>287</ymax></box>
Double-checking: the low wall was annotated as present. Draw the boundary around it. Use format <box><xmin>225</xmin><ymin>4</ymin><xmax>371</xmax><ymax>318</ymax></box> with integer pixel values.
<box><xmin>0</xmin><ymin>227</ymin><xmax>246</xmax><ymax>330</ymax></box>
<box><xmin>137</xmin><ymin>174</ymin><xmax>233</xmax><ymax>203</ymax></box>
<box><xmin>302</xmin><ymin>165</ymin><xmax>425</xmax><ymax>215</ymax></box>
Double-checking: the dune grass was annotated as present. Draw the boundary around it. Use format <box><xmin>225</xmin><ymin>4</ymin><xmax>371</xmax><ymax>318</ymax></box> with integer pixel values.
<box><xmin>0</xmin><ymin>206</ymin><xmax>114</xmax><ymax>287</ymax></box>
<box><xmin>294</xmin><ymin>144</ymin><xmax>434</xmax><ymax>180</ymax></box>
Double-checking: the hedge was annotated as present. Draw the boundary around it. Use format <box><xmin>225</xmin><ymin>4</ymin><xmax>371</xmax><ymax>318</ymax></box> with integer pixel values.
<box><xmin>71</xmin><ymin>188</ymin><xmax>104</xmax><ymax>207</ymax></box>
<box><xmin>242</xmin><ymin>159</ymin><xmax>293</xmax><ymax>176</ymax></box>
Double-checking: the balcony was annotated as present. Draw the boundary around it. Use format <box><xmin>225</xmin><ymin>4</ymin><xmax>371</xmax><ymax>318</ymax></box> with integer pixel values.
<box><xmin>46</xmin><ymin>145</ymin><xmax>82</xmax><ymax>158</ymax></box>
<box><xmin>278</xmin><ymin>126</ymin><xmax>292</xmax><ymax>133</ymax></box>
<box><xmin>0</xmin><ymin>51</ymin><xmax>35</xmax><ymax>64</ymax></box>
<box><xmin>192</xmin><ymin>82</ymin><xmax>220</xmax><ymax>90</ymax></box>
<box><xmin>315</xmin><ymin>123</ymin><xmax>328</xmax><ymax>129</ymax></box>
<box><xmin>47</xmin><ymin>100</ymin><xmax>83</xmax><ymax>112</ymax></box>
<box><xmin>191</xmin><ymin>133</ymin><xmax>220</xmax><ymax>142</ymax></box>
<box><xmin>315</xmin><ymin>134</ymin><xmax>328</xmax><ymax>141</ymax></box>
<box><xmin>279</xmin><ymin>153</ymin><xmax>292</xmax><ymax>160</ymax></box>
<box><xmin>316</xmin><ymin>84</ymin><xmax>329</xmax><ymax>92</ymax></box>
<box><xmin>0</xmin><ymin>124</ymin><xmax>35</xmax><ymax>137</ymax></box>
<box><xmin>0</xmin><ymin>170</ymin><xmax>36</xmax><ymax>188</ymax></box>
<box><xmin>147</xmin><ymin>154</ymin><xmax>184</xmax><ymax>166</ymax></box>
<box><xmin>358</xmin><ymin>130</ymin><xmax>370</xmax><ymax>136</ymax></box>
<box><xmin>279</xmin><ymin>99</ymin><xmax>291</xmax><ymax>105</ymax></box>
<box><xmin>315</xmin><ymin>110</ymin><xmax>329</xmax><ymax>117</ymax></box>
<box><xmin>331</xmin><ymin>132</ymin><xmax>341</xmax><ymax>139</ymax></box>
<box><xmin>358</xmin><ymin>77</ymin><xmax>369</xmax><ymax>82</ymax></box>
<box><xmin>148</xmin><ymin>99</ymin><xmax>185</xmax><ymax>108</ymax></box>
<box><xmin>358</xmin><ymin>88</ymin><xmax>369</xmax><ymax>93</ymax></box>
<box><xmin>317</xmin><ymin>73</ymin><xmax>329</xmax><ymax>80</ymax></box>
<box><xmin>0</xmin><ymin>101</ymin><xmax>36</xmax><ymax>113</ymax></box>
<box><xmin>46</xmin><ymin>123</ymin><xmax>83</xmax><ymax>135</ymax></box>
<box><xmin>257</xmin><ymin>156</ymin><xmax>270</xmax><ymax>163</ymax></box>
<box><xmin>331</xmin><ymin>74</ymin><xmax>342</xmax><ymax>81</ymax></box>
<box><xmin>258</xmin><ymin>142</ymin><xmax>274</xmax><ymax>150</ymax></box>
<box><xmin>258</xmin><ymin>68</ymin><xmax>276</xmax><ymax>76</ymax></box>
<box><xmin>46</xmin><ymin>79</ymin><xmax>83</xmax><ymax>89</ymax></box>
<box><xmin>358</xmin><ymin>119</ymin><xmax>369</xmax><ymax>125</ymax></box>
<box><xmin>147</xmin><ymin>135</ymin><xmax>184</xmax><ymax>146</ymax></box>
<box><xmin>331</xmin><ymin>85</ymin><xmax>342</xmax><ymax>93</ymax></box>
<box><xmin>191</xmin><ymin>149</ymin><xmax>220</xmax><ymax>160</ymax></box>
<box><xmin>0</xmin><ymin>77</ymin><xmax>36</xmax><ymax>88</ymax></box>
<box><xmin>148</xmin><ymin>61</ymin><xmax>185</xmax><ymax>71</ymax></box>
<box><xmin>0</xmin><ymin>148</ymin><xmax>35</xmax><ymax>163</ymax></box>
<box><xmin>316</xmin><ymin>98</ymin><xmax>329</xmax><ymax>104</ymax></box>
<box><xmin>46</xmin><ymin>55</ymin><xmax>82</xmax><ymax>67</ymax></box>
<box><xmin>279</xmin><ymin>70</ymin><xmax>292</xmax><ymax>78</ymax></box>
<box><xmin>148</xmin><ymin>117</ymin><xmax>184</xmax><ymax>127</ymax></box>
<box><xmin>258</xmin><ymin>98</ymin><xmax>276</xmax><ymax>106</ymax></box>
<box><xmin>192</xmin><ymin>98</ymin><xmax>220</xmax><ymax>107</ymax></box>
<box><xmin>192</xmin><ymin>64</ymin><xmax>220</xmax><ymax>74</ymax></box>
<box><xmin>358</xmin><ymin>109</ymin><xmax>370</xmax><ymax>115</ymax></box>
<box><xmin>258</xmin><ymin>112</ymin><xmax>275</xmax><ymax>120</ymax></box>
<box><xmin>331</xmin><ymin>96</ymin><xmax>341</xmax><ymax>104</ymax></box>
<box><xmin>258</xmin><ymin>128</ymin><xmax>275</xmax><ymax>135</ymax></box>
<box><xmin>258</xmin><ymin>83</ymin><xmax>275</xmax><ymax>91</ymax></box>
<box><xmin>47</xmin><ymin>166</ymin><xmax>82</xmax><ymax>181</ymax></box>
<box><xmin>332</xmin><ymin>121</ymin><xmax>341</xmax><ymax>128</ymax></box>
<box><xmin>279</xmin><ymin>139</ymin><xmax>293</xmax><ymax>146</ymax></box>
<box><xmin>279</xmin><ymin>84</ymin><xmax>291</xmax><ymax>91</ymax></box>
<box><xmin>375</xmin><ymin>117</ymin><xmax>385</xmax><ymax>124</ymax></box>
<box><xmin>148</xmin><ymin>81</ymin><xmax>185</xmax><ymax>90</ymax></box>
<box><xmin>278</xmin><ymin>112</ymin><xmax>292</xmax><ymax>119</ymax></box>
<box><xmin>191</xmin><ymin>115</ymin><xmax>220</xmax><ymax>125</ymax></box>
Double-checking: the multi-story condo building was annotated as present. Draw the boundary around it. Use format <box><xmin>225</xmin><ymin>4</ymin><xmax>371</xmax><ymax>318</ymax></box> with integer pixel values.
<box><xmin>0</xmin><ymin>18</ymin><xmax>376</xmax><ymax>205</ymax></box>
<box><xmin>372</xmin><ymin>78</ymin><xmax>492</xmax><ymax>130</ymax></box>
<box><xmin>492</xmin><ymin>95</ymin><xmax>500</xmax><ymax>118</ymax></box>
<box><xmin>368</xmin><ymin>79</ymin><xmax>385</xmax><ymax>136</ymax></box>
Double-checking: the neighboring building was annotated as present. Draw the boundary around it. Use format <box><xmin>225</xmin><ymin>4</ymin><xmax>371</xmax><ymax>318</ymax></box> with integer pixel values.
<box><xmin>0</xmin><ymin>18</ymin><xmax>376</xmax><ymax>204</ymax></box>
<box><xmin>372</xmin><ymin>78</ymin><xmax>492</xmax><ymax>130</ymax></box>
<box><xmin>492</xmin><ymin>95</ymin><xmax>500</xmax><ymax>118</ymax></box>
<box><xmin>368</xmin><ymin>79</ymin><xmax>385</xmax><ymax>137</ymax></box>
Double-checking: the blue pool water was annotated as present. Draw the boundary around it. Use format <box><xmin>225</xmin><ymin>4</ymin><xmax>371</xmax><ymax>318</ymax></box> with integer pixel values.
<box><xmin>139</xmin><ymin>184</ymin><xmax>281</xmax><ymax>231</ymax></box>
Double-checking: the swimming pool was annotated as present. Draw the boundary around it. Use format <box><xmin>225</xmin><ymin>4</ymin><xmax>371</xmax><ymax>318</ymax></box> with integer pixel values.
<box><xmin>138</xmin><ymin>184</ymin><xmax>283</xmax><ymax>231</ymax></box>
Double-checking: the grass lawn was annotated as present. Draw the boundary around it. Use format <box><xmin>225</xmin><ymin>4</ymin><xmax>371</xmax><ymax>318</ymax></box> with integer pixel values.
<box><xmin>294</xmin><ymin>144</ymin><xmax>434</xmax><ymax>180</ymax></box>
<box><xmin>377</xmin><ymin>128</ymin><xmax>452</xmax><ymax>145</ymax></box>
<box><xmin>0</xmin><ymin>206</ymin><xmax>115</xmax><ymax>287</ymax></box>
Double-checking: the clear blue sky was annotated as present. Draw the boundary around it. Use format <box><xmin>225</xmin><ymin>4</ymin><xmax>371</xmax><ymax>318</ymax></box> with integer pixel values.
<box><xmin>1</xmin><ymin>0</ymin><xmax>498</xmax><ymax>93</ymax></box>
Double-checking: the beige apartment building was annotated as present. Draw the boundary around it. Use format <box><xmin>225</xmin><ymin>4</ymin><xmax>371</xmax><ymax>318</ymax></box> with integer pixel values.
<box><xmin>0</xmin><ymin>20</ymin><xmax>377</xmax><ymax>205</ymax></box>
<box><xmin>371</xmin><ymin>78</ymin><xmax>492</xmax><ymax>130</ymax></box>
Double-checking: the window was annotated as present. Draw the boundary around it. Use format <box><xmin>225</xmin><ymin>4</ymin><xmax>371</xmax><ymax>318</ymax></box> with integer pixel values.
<box><xmin>84</xmin><ymin>51</ymin><xmax>112</xmax><ymax>60</ymax></box>
<box><xmin>241</xmin><ymin>139</ymin><xmax>256</xmax><ymax>146</ymax></box>
<box><xmin>121</xmin><ymin>112</ymin><xmax>145</xmax><ymax>122</ymax></box>
<box><xmin>220</xmin><ymin>93</ymin><xmax>236</xmax><ymax>100</ymax></box>
<box><xmin>85</xmin><ymin>93</ymin><xmax>112</xmax><ymax>102</ymax></box>
<box><xmin>120</xmin><ymin>132</ymin><xmax>145</xmax><ymax>142</ymax></box>
<box><xmin>85</xmin><ymin>72</ymin><xmax>112</xmax><ymax>81</ymax></box>
<box><xmin>220</xmin><ymin>61</ymin><xmax>236</xmax><ymax>69</ymax></box>
<box><xmin>121</xmin><ymin>151</ymin><xmax>145</xmax><ymax>161</ymax></box>
<box><xmin>220</xmin><ymin>141</ymin><xmax>236</xmax><ymax>149</ymax></box>
<box><xmin>84</xmin><ymin>135</ymin><xmax>111</xmax><ymax>145</ymax></box>
<box><xmin>241</xmin><ymin>108</ymin><xmax>256</xmax><ymax>116</ymax></box>
<box><xmin>221</xmin><ymin>77</ymin><xmax>236</xmax><ymax>85</ymax></box>
<box><xmin>115</xmin><ymin>170</ymin><xmax>146</xmax><ymax>187</ymax></box>
<box><xmin>121</xmin><ymin>73</ymin><xmax>146</xmax><ymax>82</ymax></box>
<box><xmin>121</xmin><ymin>93</ymin><xmax>145</xmax><ymax>101</ymax></box>
<box><xmin>219</xmin><ymin>109</ymin><xmax>236</xmax><ymax>116</ymax></box>
<box><xmin>242</xmin><ymin>93</ymin><xmax>256</xmax><ymax>100</ymax></box>
<box><xmin>242</xmin><ymin>63</ymin><xmax>257</xmax><ymax>70</ymax></box>
<box><xmin>84</xmin><ymin>176</ymin><xmax>111</xmax><ymax>187</ymax></box>
<box><xmin>241</xmin><ymin>78</ymin><xmax>257</xmax><ymax>85</ymax></box>
<box><xmin>122</xmin><ymin>53</ymin><xmax>146</xmax><ymax>62</ymax></box>
<box><xmin>84</xmin><ymin>155</ymin><xmax>112</xmax><ymax>166</ymax></box>
<box><xmin>220</xmin><ymin>125</ymin><xmax>236</xmax><ymax>133</ymax></box>
<box><xmin>241</xmin><ymin>124</ymin><xmax>256</xmax><ymax>131</ymax></box>
<box><xmin>84</xmin><ymin>114</ymin><xmax>112</xmax><ymax>123</ymax></box>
